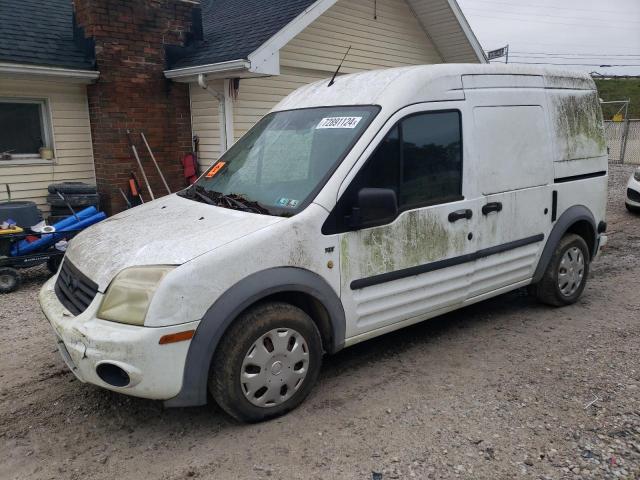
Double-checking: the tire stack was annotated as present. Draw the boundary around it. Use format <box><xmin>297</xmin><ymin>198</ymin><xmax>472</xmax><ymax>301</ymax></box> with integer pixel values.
<box><xmin>47</xmin><ymin>182</ymin><xmax>99</xmax><ymax>223</ymax></box>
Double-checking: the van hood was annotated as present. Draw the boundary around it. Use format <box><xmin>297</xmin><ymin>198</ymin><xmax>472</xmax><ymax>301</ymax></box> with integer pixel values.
<box><xmin>64</xmin><ymin>194</ymin><xmax>284</xmax><ymax>291</ymax></box>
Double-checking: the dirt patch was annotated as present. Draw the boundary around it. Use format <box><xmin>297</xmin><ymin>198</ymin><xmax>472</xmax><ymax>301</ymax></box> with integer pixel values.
<box><xmin>1</xmin><ymin>165</ymin><xmax>639</xmax><ymax>480</ymax></box>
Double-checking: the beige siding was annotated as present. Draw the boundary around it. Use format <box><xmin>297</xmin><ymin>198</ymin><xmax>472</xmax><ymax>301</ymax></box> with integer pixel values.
<box><xmin>409</xmin><ymin>0</ymin><xmax>481</xmax><ymax>62</ymax></box>
<box><xmin>190</xmin><ymin>80</ymin><xmax>224</xmax><ymax>169</ymax></box>
<box><xmin>281</xmin><ymin>0</ymin><xmax>442</xmax><ymax>73</ymax></box>
<box><xmin>0</xmin><ymin>78</ymin><xmax>95</xmax><ymax>212</ymax></box>
<box><xmin>234</xmin><ymin>0</ymin><xmax>443</xmax><ymax>141</ymax></box>
<box><xmin>191</xmin><ymin>0</ymin><xmax>444</xmax><ymax>157</ymax></box>
<box><xmin>233</xmin><ymin>68</ymin><xmax>327</xmax><ymax>141</ymax></box>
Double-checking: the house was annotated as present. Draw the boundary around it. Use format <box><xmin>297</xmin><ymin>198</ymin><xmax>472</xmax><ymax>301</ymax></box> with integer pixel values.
<box><xmin>0</xmin><ymin>0</ymin><xmax>484</xmax><ymax>214</ymax></box>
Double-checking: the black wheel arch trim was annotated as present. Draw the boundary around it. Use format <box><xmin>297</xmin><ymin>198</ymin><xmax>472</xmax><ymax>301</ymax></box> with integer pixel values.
<box><xmin>164</xmin><ymin>267</ymin><xmax>346</xmax><ymax>408</ymax></box>
<box><xmin>532</xmin><ymin>205</ymin><xmax>597</xmax><ymax>284</ymax></box>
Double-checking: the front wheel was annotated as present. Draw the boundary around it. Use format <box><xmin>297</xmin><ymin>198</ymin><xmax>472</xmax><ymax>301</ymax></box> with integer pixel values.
<box><xmin>0</xmin><ymin>267</ymin><xmax>21</xmax><ymax>293</ymax></box>
<box><xmin>209</xmin><ymin>302</ymin><xmax>323</xmax><ymax>422</ymax></box>
<box><xmin>531</xmin><ymin>233</ymin><xmax>590</xmax><ymax>307</ymax></box>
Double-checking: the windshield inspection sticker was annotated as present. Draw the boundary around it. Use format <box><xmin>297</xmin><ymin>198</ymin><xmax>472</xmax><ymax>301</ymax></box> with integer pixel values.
<box><xmin>205</xmin><ymin>161</ymin><xmax>226</xmax><ymax>178</ymax></box>
<box><xmin>277</xmin><ymin>197</ymin><xmax>299</xmax><ymax>208</ymax></box>
<box><xmin>316</xmin><ymin>116</ymin><xmax>362</xmax><ymax>129</ymax></box>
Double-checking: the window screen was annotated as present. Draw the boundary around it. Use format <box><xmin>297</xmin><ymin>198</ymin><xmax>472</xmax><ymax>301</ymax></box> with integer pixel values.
<box><xmin>0</xmin><ymin>101</ymin><xmax>47</xmax><ymax>155</ymax></box>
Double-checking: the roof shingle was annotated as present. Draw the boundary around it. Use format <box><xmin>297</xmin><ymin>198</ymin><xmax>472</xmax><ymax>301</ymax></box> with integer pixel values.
<box><xmin>169</xmin><ymin>0</ymin><xmax>318</xmax><ymax>69</ymax></box>
<box><xmin>0</xmin><ymin>0</ymin><xmax>95</xmax><ymax>71</ymax></box>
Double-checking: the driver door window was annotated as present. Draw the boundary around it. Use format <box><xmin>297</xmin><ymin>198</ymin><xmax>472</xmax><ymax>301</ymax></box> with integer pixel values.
<box><xmin>324</xmin><ymin>110</ymin><xmax>463</xmax><ymax>234</ymax></box>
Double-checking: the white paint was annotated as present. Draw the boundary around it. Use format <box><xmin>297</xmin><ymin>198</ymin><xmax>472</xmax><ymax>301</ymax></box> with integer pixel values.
<box><xmin>41</xmin><ymin>64</ymin><xmax>608</xmax><ymax>403</ymax></box>
<box><xmin>0</xmin><ymin>62</ymin><xmax>99</xmax><ymax>83</ymax></box>
<box><xmin>626</xmin><ymin>169</ymin><xmax>640</xmax><ymax>209</ymax></box>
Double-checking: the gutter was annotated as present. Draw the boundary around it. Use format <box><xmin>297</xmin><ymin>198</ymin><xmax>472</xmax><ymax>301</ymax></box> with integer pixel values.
<box><xmin>164</xmin><ymin>59</ymin><xmax>250</xmax><ymax>81</ymax></box>
<box><xmin>0</xmin><ymin>62</ymin><xmax>100</xmax><ymax>82</ymax></box>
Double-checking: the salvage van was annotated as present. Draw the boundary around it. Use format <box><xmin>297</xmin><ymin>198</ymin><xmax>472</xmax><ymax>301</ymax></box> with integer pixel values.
<box><xmin>40</xmin><ymin>64</ymin><xmax>608</xmax><ymax>422</ymax></box>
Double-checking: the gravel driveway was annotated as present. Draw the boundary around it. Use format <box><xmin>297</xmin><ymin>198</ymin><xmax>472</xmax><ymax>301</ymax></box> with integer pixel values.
<box><xmin>1</xmin><ymin>165</ymin><xmax>639</xmax><ymax>480</ymax></box>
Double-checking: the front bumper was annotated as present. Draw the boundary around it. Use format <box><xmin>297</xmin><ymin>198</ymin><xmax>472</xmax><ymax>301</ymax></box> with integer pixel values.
<box><xmin>39</xmin><ymin>276</ymin><xmax>199</xmax><ymax>400</ymax></box>
<box><xmin>627</xmin><ymin>174</ymin><xmax>640</xmax><ymax>208</ymax></box>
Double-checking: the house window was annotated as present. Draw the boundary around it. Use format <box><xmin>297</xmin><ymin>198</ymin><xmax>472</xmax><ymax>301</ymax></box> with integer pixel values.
<box><xmin>0</xmin><ymin>99</ymin><xmax>52</xmax><ymax>159</ymax></box>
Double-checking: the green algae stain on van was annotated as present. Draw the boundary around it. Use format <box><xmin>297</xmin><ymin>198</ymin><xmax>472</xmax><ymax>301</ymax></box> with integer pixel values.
<box><xmin>341</xmin><ymin>209</ymin><xmax>464</xmax><ymax>282</ymax></box>
<box><xmin>552</xmin><ymin>91</ymin><xmax>606</xmax><ymax>161</ymax></box>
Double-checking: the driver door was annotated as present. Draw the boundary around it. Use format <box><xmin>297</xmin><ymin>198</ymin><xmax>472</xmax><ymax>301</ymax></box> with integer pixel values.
<box><xmin>324</xmin><ymin>106</ymin><xmax>480</xmax><ymax>340</ymax></box>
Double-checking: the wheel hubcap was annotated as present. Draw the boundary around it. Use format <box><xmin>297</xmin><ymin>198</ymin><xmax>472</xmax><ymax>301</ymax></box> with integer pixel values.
<box><xmin>0</xmin><ymin>274</ymin><xmax>13</xmax><ymax>289</ymax></box>
<box><xmin>241</xmin><ymin>328</ymin><xmax>309</xmax><ymax>408</ymax></box>
<box><xmin>557</xmin><ymin>246</ymin><xmax>585</xmax><ymax>297</ymax></box>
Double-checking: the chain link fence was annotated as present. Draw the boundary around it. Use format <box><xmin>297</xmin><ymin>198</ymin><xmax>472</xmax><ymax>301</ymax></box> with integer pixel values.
<box><xmin>605</xmin><ymin>119</ymin><xmax>640</xmax><ymax>165</ymax></box>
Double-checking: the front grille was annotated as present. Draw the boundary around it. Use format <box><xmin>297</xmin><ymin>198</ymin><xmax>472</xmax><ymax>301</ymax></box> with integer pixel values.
<box><xmin>55</xmin><ymin>260</ymin><xmax>99</xmax><ymax>315</ymax></box>
<box><xmin>628</xmin><ymin>188</ymin><xmax>640</xmax><ymax>203</ymax></box>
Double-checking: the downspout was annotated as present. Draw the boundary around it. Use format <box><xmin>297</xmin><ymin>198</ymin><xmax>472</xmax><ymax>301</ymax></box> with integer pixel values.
<box><xmin>197</xmin><ymin>73</ymin><xmax>233</xmax><ymax>154</ymax></box>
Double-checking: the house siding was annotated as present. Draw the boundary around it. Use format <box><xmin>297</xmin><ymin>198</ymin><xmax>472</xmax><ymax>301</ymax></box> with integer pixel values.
<box><xmin>190</xmin><ymin>80</ymin><xmax>225</xmax><ymax>169</ymax></box>
<box><xmin>0</xmin><ymin>78</ymin><xmax>95</xmax><ymax>212</ymax></box>
<box><xmin>190</xmin><ymin>0</ymin><xmax>443</xmax><ymax>165</ymax></box>
<box><xmin>409</xmin><ymin>0</ymin><xmax>481</xmax><ymax>62</ymax></box>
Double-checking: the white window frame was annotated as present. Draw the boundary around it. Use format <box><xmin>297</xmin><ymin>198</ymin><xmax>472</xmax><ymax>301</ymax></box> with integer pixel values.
<box><xmin>0</xmin><ymin>97</ymin><xmax>54</xmax><ymax>161</ymax></box>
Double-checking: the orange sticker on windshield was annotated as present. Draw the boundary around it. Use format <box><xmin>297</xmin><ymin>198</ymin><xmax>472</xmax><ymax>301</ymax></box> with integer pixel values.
<box><xmin>206</xmin><ymin>161</ymin><xmax>226</xmax><ymax>178</ymax></box>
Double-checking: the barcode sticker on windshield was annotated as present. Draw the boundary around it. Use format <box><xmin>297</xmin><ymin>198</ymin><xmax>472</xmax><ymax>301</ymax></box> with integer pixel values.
<box><xmin>316</xmin><ymin>117</ymin><xmax>362</xmax><ymax>129</ymax></box>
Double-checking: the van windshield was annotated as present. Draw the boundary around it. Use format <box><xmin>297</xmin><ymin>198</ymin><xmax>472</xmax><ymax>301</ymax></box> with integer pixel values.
<box><xmin>182</xmin><ymin>106</ymin><xmax>379</xmax><ymax>215</ymax></box>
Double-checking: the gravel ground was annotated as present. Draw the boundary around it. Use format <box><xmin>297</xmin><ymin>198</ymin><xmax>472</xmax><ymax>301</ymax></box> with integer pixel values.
<box><xmin>1</xmin><ymin>164</ymin><xmax>639</xmax><ymax>480</ymax></box>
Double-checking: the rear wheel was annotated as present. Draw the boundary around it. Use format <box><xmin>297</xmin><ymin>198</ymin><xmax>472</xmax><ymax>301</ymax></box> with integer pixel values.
<box><xmin>209</xmin><ymin>302</ymin><xmax>323</xmax><ymax>422</ymax></box>
<box><xmin>531</xmin><ymin>233</ymin><xmax>590</xmax><ymax>307</ymax></box>
<box><xmin>0</xmin><ymin>267</ymin><xmax>21</xmax><ymax>293</ymax></box>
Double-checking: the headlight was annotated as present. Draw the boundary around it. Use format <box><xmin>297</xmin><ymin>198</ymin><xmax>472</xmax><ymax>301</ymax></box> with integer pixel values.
<box><xmin>97</xmin><ymin>266</ymin><xmax>175</xmax><ymax>326</ymax></box>
<box><xmin>634</xmin><ymin>169</ymin><xmax>640</xmax><ymax>181</ymax></box>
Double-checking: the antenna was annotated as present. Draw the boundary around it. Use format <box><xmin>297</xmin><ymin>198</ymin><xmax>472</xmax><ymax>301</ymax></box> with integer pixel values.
<box><xmin>328</xmin><ymin>45</ymin><xmax>351</xmax><ymax>87</ymax></box>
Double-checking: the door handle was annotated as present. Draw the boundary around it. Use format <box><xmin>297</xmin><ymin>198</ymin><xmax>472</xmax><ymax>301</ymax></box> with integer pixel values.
<box><xmin>482</xmin><ymin>202</ymin><xmax>503</xmax><ymax>215</ymax></box>
<box><xmin>448</xmin><ymin>209</ymin><xmax>473</xmax><ymax>223</ymax></box>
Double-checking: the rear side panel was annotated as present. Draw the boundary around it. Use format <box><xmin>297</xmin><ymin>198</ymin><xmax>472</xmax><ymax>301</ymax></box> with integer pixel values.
<box><xmin>546</xmin><ymin>87</ymin><xmax>608</xmax><ymax>231</ymax></box>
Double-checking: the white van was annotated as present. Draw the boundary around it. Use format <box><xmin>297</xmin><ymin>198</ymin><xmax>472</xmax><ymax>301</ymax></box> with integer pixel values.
<box><xmin>40</xmin><ymin>64</ymin><xmax>608</xmax><ymax>422</ymax></box>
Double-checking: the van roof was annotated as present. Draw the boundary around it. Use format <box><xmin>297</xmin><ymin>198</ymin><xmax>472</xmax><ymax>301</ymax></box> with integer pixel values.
<box><xmin>273</xmin><ymin>63</ymin><xmax>596</xmax><ymax>113</ymax></box>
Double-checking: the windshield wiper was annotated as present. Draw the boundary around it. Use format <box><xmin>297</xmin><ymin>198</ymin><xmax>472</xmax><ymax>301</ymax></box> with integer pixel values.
<box><xmin>183</xmin><ymin>185</ymin><xmax>269</xmax><ymax>214</ymax></box>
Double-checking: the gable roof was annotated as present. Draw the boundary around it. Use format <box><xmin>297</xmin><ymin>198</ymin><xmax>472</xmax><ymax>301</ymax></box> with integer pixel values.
<box><xmin>0</xmin><ymin>0</ymin><xmax>95</xmax><ymax>72</ymax></box>
<box><xmin>166</xmin><ymin>0</ymin><xmax>485</xmax><ymax>79</ymax></box>
<box><xmin>170</xmin><ymin>0</ymin><xmax>318</xmax><ymax>69</ymax></box>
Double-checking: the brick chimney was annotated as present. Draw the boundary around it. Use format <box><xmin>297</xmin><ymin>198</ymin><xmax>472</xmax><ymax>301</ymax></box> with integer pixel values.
<box><xmin>73</xmin><ymin>0</ymin><xmax>200</xmax><ymax>214</ymax></box>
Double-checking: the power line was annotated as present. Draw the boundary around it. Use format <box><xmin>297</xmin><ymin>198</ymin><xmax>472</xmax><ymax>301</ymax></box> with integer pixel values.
<box><xmin>510</xmin><ymin>55</ymin><xmax>640</xmax><ymax>61</ymax></box>
<box><xmin>466</xmin><ymin>11</ymin><xmax>639</xmax><ymax>30</ymax></box>
<box><xmin>506</xmin><ymin>61</ymin><xmax>640</xmax><ymax>67</ymax></box>
<box><xmin>462</xmin><ymin>0</ymin><xmax>636</xmax><ymax>17</ymax></box>
<box><xmin>510</xmin><ymin>51</ymin><xmax>640</xmax><ymax>58</ymax></box>
<box><xmin>463</xmin><ymin>6</ymin><xmax>640</xmax><ymax>25</ymax></box>
<box><xmin>507</xmin><ymin>39</ymin><xmax>640</xmax><ymax>51</ymax></box>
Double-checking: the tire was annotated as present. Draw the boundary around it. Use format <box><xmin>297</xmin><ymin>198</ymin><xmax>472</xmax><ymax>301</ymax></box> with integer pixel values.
<box><xmin>531</xmin><ymin>233</ymin><xmax>590</xmax><ymax>307</ymax></box>
<box><xmin>626</xmin><ymin>203</ymin><xmax>640</xmax><ymax>214</ymax></box>
<box><xmin>49</xmin><ymin>206</ymin><xmax>76</xmax><ymax>217</ymax></box>
<box><xmin>47</xmin><ymin>182</ymin><xmax>97</xmax><ymax>195</ymax></box>
<box><xmin>0</xmin><ymin>267</ymin><xmax>21</xmax><ymax>293</ymax></box>
<box><xmin>209</xmin><ymin>302</ymin><xmax>323</xmax><ymax>423</ymax></box>
<box><xmin>47</xmin><ymin>194</ymin><xmax>100</xmax><ymax>208</ymax></box>
<box><xmin>47</xmin><ymin>256</ymin><xmax>62</xmax><ymax>274</ymax></box>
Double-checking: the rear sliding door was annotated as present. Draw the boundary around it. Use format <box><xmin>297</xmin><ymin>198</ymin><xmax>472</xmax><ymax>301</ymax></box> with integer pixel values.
<box><xmin>463</xmin><ymin>77</ymin><xmax>554</xmax><ymax>299</ymax></box>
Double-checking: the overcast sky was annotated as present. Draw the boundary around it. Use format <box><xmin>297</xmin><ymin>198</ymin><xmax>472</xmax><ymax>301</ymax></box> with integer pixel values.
<box><xmin>457</xmin><ymin>0</ymin><xmax>640</xmax><ymax>76</ymax></box>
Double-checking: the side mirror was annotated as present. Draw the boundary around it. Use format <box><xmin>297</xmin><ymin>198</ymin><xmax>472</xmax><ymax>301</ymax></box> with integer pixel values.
<box><xmin>350</xmin><ymin>188</ymin><xmax>398</xmax><ymax>229</ymax></box>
